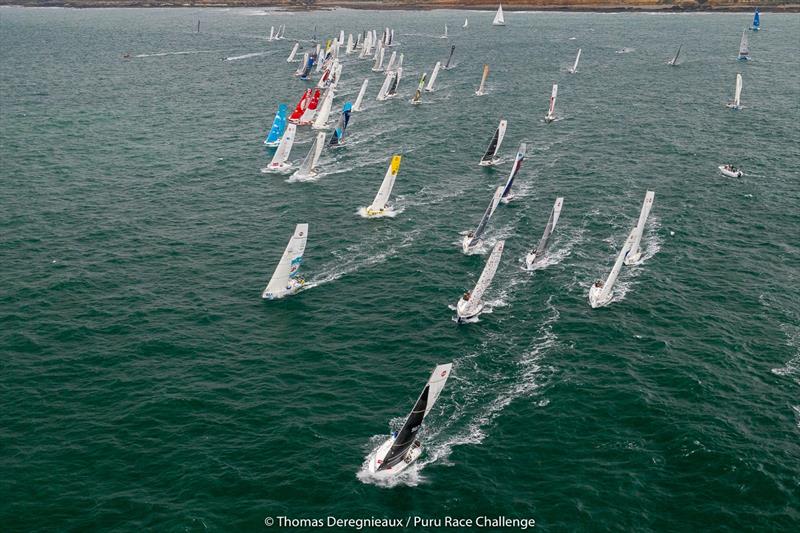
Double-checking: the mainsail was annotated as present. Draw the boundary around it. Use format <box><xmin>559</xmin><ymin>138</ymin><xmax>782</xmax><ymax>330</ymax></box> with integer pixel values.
<box><xmin>501</xmin><ymin>142</ymin><xmax>526</xmax><ymax>199</ymax></box>
<box><xmin>329</xmin><ymin>102</ymin><xmax>352</xmax><ymax>146</ymax></box>
<box><xmin>596</xmin><ymin>230</ymin><xmax>636</xmax><ymax>303</ymax></box>
<box><xmin>387</xmin><ymin>67</ymin><xmax>402</xmax><ymax>96</ymax></box>
<box><xmin>752</xmin><ymin>8</ymin><xmax>760</xmax><ymax>30</ymax></box>
<box><xmin>444</xmin><ymin>45</ymin><xmax>456</xmax><ymax>69</ymax></box>
<box><xmin>466</xmin><ymin>186</ymin><xmax>504</xmax><ymax>249</ymax></box>
<box><xmin>298</xmin><ymin>89</ymin><xmax>321</xmax><ymax>125</ymax></box>
<box><xmin>669</xmin><ymin>45</ymin><xmax>681</xmax><ymax>66</ymax></box>
<box><xmin>570</xmin><ymin>48</ymin><xmax>581</xmax><ymax>73</ymax></box>
<box><xmin>546</xmin><ymin>84</ymin><xmax>558</xmax><ymax>120</ymax></box>
<box><xmin>425</xmin><ymin>62</ymin><xmax>441</xmax><ymax>92</ymax></box>
<box><xmin>264</xmin><ymin>104</ymin><xmax>287</xmax><ymax>146</ymax></box>
<box><xmin>368</xmin><ymin>155</ymin><xmax>402</xmax><ymax>213</ymax></box>
<box><xmin>312</xmin><ymin>88</ymin><xmax>334</xmax><ymax>130</ymax></box>
<box><xmin>461</xmin><ymin>240</ymin><xmax>505</xmax><ymax>317</ymax></box>
<box><xmin>288</xmin><ymin>89</ymin><xmax>311</xmax><ymax>122</ymax></box>
<box><xmin>531</xmin><ymin>198</ymin><xmax>564</xmax><ymax>263</ymax></box>
<box><xmin>733</xmin><ymin>73</ymin><xmax>743</xmax><ymax>107</ymax></box>
<box><xmin>262</xmin><ymin>223</ymin><xmax>308</xmax><ymax>299</ymax></box>
<box><xmin>480</xmin><ymin>120</ymin><xmax>507</xmax><ymax>164</ymax></box>
<box><xmin>493</xmin><ymin>4</ymin><xmax>505</xmax><ymax>26</ymax></box>
<box><xmin>294</xmin><ymin>132</ymin><xmax>325</xmax><ymax>179</ymax></box>
<box><xmin>269</xmin><ymin>123</ymin><xmax>296</xmax><ymax>167</ymax></box>
<box><xmin>353</xmin><ymin>78</ymin><xmax>369</xmax><ymax>111</ymax></box>
<box><xmin>738</xmin><ymin>30</ymin><xmax>750</xmax><ymax>60</ymax></box>
<box><xmin>377</xmin><ymin>71</ymin><xmax>393</xmax><ymax>101</ymax></box>
<box><xmin>377</xmin><ymin>363</ymin><xmax>453</xmax><ymax>471</ymax></box>
<box><xmin>625</xmin><ymin>190</ymin><xmax>655</xmax><ymax>265</ymax></box>
<box><xmin>476</xmin><ymin>64</ymin><xmax>490</xmax><ymax>95</ymax></box>
<box><xmin>412</xmin><ymin>73</ymin><xmax>426</xmax><ymax>104</ymax></box>
<box><xmin>287</xmin><ymin>42</ymin><xmax>299</xmax><ymax>63</ymax></box>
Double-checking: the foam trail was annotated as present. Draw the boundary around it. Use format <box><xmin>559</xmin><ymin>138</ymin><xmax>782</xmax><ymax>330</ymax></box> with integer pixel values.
<box><xmin>224</xmin><ymin>51</ymin><xmax>273</xmax><ymax>61</ymax></box>
<box><xmin>134</xmin><ymin>49</ymin><xmax>231</xmax><ymax>58</ymax></box>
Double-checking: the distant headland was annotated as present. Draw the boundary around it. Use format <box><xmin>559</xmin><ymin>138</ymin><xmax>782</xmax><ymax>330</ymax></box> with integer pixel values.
<box><xmin>2</xmin><ymin>0</ymin><xmax>799</xmax><ymax>13</ymax></box>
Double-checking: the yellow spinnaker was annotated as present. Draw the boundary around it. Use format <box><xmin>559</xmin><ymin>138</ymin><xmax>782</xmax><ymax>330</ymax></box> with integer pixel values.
<box><xmin>390</xmin><ymin>155</ymin><xmax>402</xmax><ymax>175</ymax></box>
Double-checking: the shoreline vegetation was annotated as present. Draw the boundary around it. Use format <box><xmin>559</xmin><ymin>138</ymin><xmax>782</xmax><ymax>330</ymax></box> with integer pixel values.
<box><xmin>2</xmin><ymin>1</ymin><xmax>800</xmax><ymax>13</ymax></box>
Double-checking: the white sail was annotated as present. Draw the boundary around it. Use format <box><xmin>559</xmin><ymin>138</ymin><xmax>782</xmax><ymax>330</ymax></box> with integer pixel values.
<box><xmin>397</xmin><ymin>53</ymin><xmax>404</xmax><ymax>69</ymax></box>
<box><xmin>480</xmin><ymin>119</ymin><xmax>507</xmax><ymax>165</ymax></box>
<box><xmin>372</xmin><ymin>46</ymin><xmax>385</xmax><ymax>71</ymax></box>
<box><xmin>339</xmin><ymin>30</ymin><xmax>345</xmax><ymax>45</ymax></box>
<box><xmin>376</xmin><ymin>71</ymin><xmax>393</xmax><ymax>101</ymax></box>
<box><xmin>734</xmin><ymin>73</ymin><xmax>742</xmax><ymax>107</ymax></box>
<box><xmin>527</xmin><ymin>197</ymin><xmax>564</xmax><ymax>267</ymax></box>
<box><xmin>493</xmin><ymin>4</ymin><xmax>505</xmax><ymax>26</ymax></box>
<box><xmin>372</xmin><ymin>40</ymin><xmax>382</xmax><ymax>61</ymax></box>
<box><xmin>460</xmin><ymin>240</ymin><xmax>504</xmax><ymax>317</ymax></box>
<box><xmin>312</xmin><ymin>88</ymin><xmax>334</xmax><ymax>130</ymax></box>
<box><xmin>353</xmin><ymin>78</ymin><xmax>369</xmax><ymax>111</ymax></box>
<box><xmin>569</xmin><ymin>48</ymin><xmax>581</xmax><ymax>73</ymax></box>
<box><xmin>545</xmin><ymin>84</ymin><xmax>558</xmax><ymax>121</ymax></box>
<box><xmin>475</xmin><ymin>64</ymin><xmax>489</xmax><ymax>96</ymax></box>
<box><xmin>385</xmin><ymin>51</ymin><xmax>397</xmax><ymax>72</ymax></box>
<box><xmin>668</xmin><ymin>45</ymin><xmax>681</xmax><ymax>66</ymax></box>
<box><xmin>262</xmin><ymin>224</ymin><xmax>308</xmax><ymax>299</ymax></box>
<box><xmin>463</xmin><ymin>18</ymin><xmax>469</xmax><ymax>28</ymax></box>
<box><xmin>298</xmin><ymin>90</ymin><xmax>320</xmax><ymax>124</ymax></box>
<box><xmin>292</xmin><ymin>132</ymin><xmax>325</xmax><ymax>179</ymax></box>
<box><xmin>390</xmin><ymin>29</ymin><xmax>395</xmax><ymax>46</ymax></box>
<box><xmin>269</xmin><ymin>123</ymin><xmax>296</xmax><ymax>167</ymax></box>
<box><xmin>367</xmin><ymin>155</ymin><xmax>402</xmax><ymax>214</ymax></box>
<box><xmin>464</xmin><ymin>186</ymin><xmax>504</xmax><ymax>250</ymax></box>
<box><xmin>387</xmin><ymin>67</ymin><xmax>402</xmax><ymax>97</ymax></box>
<box><xmin>738</xmin><ymin>30</ymin><xmax>750</xmax><ymax>59</ymax></box>
<box><xmin>346</xmin><ymin>34</ymin><xmax>354</xmax><ymax>54</ymax></box>
<box><xmin>443</xmin><ymin>24</ymin><xmax>448</xmax><ymax>38</ymax></box>
<box><xmin>624</xmin><ymin>190</ymin><xmax>655</xmax><ymax>266</ymax></box>
<box><xmin>591</xmin><ymin>230</ymin><xmax>636</xmax><ymax>307</ymax></box>
<box><xmin>423</xmin><ymin>364</ymin><xmax>452</xmax><ymax>417</ymax></box>
<box><xmin>425</xmin><ymin>62</ymin><xmax>441</xmax><ymax>92</ymax></box>
<box><xmin>287</xmin><ymin>42</ymin><xmax>299</xmax><ymax>63</ymax></box>
<box><xmin>268</xmin><ymin>26</ymin><xmax>274</xmax><ymax>41</ymax></box>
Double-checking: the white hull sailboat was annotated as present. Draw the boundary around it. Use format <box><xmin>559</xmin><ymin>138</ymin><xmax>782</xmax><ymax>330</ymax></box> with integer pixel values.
<box><xmin>493</xmin><ymin>4</ymin><xmax>505</xmax><ymax>26</ymax></box>
<box><xmin>525</xmin><ymin>197</ymin><xmax>564</xmax><ymax>269</ymax></box>
<box><xmin>456</xmin><ymin>240</ymin><xmax>504</xmax><ymax>322</ymax></box>
<box><xmin>262</xmin><ymin>224</ymin><xmax>308</xmax><ymax>299</ymax></box>
<box><xmin>264</xmin><ymin>123</ymin><xmax>296</xmax><ymax>172</ymax></box>
<box><xmin>286</xmin><ymin>42</ymin><xmax>300</xmax><ymax>63</ymax></box>
<box><xmin>365</xmin><ymin>155</ymin><xmax>402</xmax><ymax>217</ymax></box>
<box><xmin>479</xmin><ymin>119</ymin><xmax>507</xmax><ymax>166</ymax></box>
<box><xmin>475</xmin><ymin>64</ymin><xmax>490</xmax><ymax>96</ymax></box>
<box><xmin>291</xmin><ymin>132</ymin><xmax>325</xmax><ymax>181</ymax></box>
<box><xmin>462</xmin><ymin>186</ymin><xmax>504</xmax><ymax>253</ymax></box>
<box><xmin>623</xmin><ymin>190</ymin><xmax>655</xmax><ymax>266</ymax></box>
<box><xmin>568</xmin><ymin>48</ymin><xmax>581</xmax><ymax>73</ymax></box>
<box><xmin>463</xmin><ymin>18</ymin><xmax>468</xmax><ymax>29</ymax></box>
<box><xmin>726</xmin><ymin>73</ymin><xmax>743</xmax><ymax>110</ymax></box>
<box><xmin>312</xmin><ymin>88</ymin><xmax>335</xmax><ymax>129</ymax></box>
<box><xmin>544</xmin><ymin>84</ymin><xmax>558</xmax><ymax>123</ymax></box>
<box><xmin>367</xmin><ymin>364</ymin><xmax>452</xmax><ymax>478</ymax></box>
<box><xmin>667</xmin><ymin>45</ymin><xmax>681</xmax><ymax>66</ymax></box>
<box><xmin>425</xmin><ymin>62</ymin><xmax>441</xmax><ymax>92</ymax></box>
<box><xmin>376</xmin><ymin>71</ymin><xmax>394</xmax><ymax>101</ymax></box>
<box><xmin>589</xmin><ymin>229</ymin><xmax>636</xmax><ymax>308</ymax></box>
<box><xmin>738</xmin><ymin>30</ymin><xmax>751</xmax><ymax>61</ymax></box>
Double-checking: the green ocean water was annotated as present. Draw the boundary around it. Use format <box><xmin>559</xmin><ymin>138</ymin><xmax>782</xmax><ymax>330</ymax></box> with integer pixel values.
<box><xmin>1</xmin><ymin>6</ymin><xmax>799</xmax><ymax>531</ymax></box>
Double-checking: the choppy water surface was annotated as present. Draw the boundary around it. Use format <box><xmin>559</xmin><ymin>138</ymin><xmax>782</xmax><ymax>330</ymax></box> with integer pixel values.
<box><xmin>1</xmin><ymin>7</ymin><xmax>799</xmax><ymax>531</ymax></box>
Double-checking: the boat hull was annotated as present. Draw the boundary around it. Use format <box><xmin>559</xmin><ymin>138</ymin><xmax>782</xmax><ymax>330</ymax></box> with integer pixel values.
<box><xmin>264</xmin><ymin>161</ymin><xmax>293</xmax><ymax>172</ymax></box>
<box><xmin>478</xmin><ymin>158</ymin><xmax>502</xmax><ymax>167</ymax></box>
<box><xmin>623</xmin><ymin>251</ymin><xmax>642</xmax><ymax>267</ymax></box>
<box><xmin>544</xmin><ymin>114</ymin><xmax>556</xmax><ymax>123</ymax></box>
<box><xmin>262</xmin><ymin>278</ymin><xmax>304</xmax><ymax>300</ymax></box>
<box><xmin>456</xmin><ymin>298</ymin><xmax>483</xmax><ymax>323</ymax></box>
<box><xmin>263</xmin><ymin>139</ymin><xmax>282</xmax><ymax>148</ymax></box>
<box><xmin>718</xmin><ymin>166</ymin><xmax>743</xmax><ymax>178</ymax></box>
<box><xmin>525</xmin><ymin>252</ymin><xmax>538</xmax><ymax>270</ymax></box>
<box><xmin>588</xmin><ymin>285</ymin><xmax>610</xmax><ymax>308</ymax></box>
<box><xmin>461</xmin><ymin>235</ymin><xmax>476</xmax><ymax>253</ymax></box>
<box><xmin>367</xmin><ymin>437</ymin><xmax>421</xmax><ymax>478</ymax></box>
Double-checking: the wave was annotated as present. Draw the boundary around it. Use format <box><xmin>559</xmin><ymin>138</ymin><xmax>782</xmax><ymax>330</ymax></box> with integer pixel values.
<box><xmin>224</xmin><ymin>51</ymin><xmax>273</xmax><ymax>61</ymax></box>
<box><xmin>134</xmin><ymin>49</ymin><xmax>230</xmax><ymax>58</ymax></box>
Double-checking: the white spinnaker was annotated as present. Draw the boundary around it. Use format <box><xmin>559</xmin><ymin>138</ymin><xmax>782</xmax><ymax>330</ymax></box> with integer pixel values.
<box><xmin>263</xmin><ymin>223</ymin><xmax>309</xmax><ymax>298</ymax></box>
<box><xmin>385</xmin><ymin>51</ymin><xmax>397</xmax><ymax>72</ymax></box>
<box><xmin>426</xmin><ymin>62</ymin><xmax>441</xmax><ymax>91</ymax></box>
<box><xmin>739</xmin><ymin>30</ymin><xmax>749</xmax><ymax>57</ymax></box>
<box><xmin>287</xmin><ymin>42</ymin><xmax>299</xmax><ymax>62</ymax></box>
<box><xmin>270</xmin><ymin>123</ymin><xmax>296</xmax><ymax>166</ymax></box>
<box><xmin>463</xmin><ymin>240</ymin><xmax>504</xmax><ymax>316</ymax></box>
<box><xmin>312</xmin><ymin>89</ymin><xmax>334</xmax><ymax>129</ymax></box>
<box><xmin>477</xmin><ymin>64</ymin><xmax>489</xmax><ymax>94</ymax></box>
<box><xmin>377</xmin><ymin>72</ymin><xmax>393</xmax><ymax>100</ymax></box>
<box><xmin>493</xmin><ymin>4</ymin><xmax>505</xmax><ymax>25</ymax></box>
<box><xmin>353</xmin><ymin>79</ymin><xmax>369</xmax><ymax>111</ymax></box>
<box><xmin>599</xmin><ymin>229</ymin><xmax>636</xmax><ymax>302</ymax></box>
<box><xmin>734</xmin><ymin>73</ymin><xmax>742</xmax><ymax>107</ymax></box>
<box><xmin>296</xmin><ymin>132</ymin><xmax>325</xmax><ymax>176</ymax></box>
<box><xmin>628</xmin><ymin>191</ymin><xmax>655</xmax><ymax>259</ymax></box>
<box><xmin>571</xmin><ymin>48</ymin><xmax>581</xmax><ymax>72</ymax></box>
<box><xmin>369</xmin><ymin>155</ymin><xmax>402</xmax><ymax>211</ymax></box>
<box><xmin>548</xmin><ymin>84</ymin><xmax>558</xmax><ymax>116</ymax></box>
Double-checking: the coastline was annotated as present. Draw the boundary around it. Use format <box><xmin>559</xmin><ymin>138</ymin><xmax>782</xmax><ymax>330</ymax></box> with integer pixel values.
<box><xmin>2</xmin><ymin>2</ymin><xmax>799</xmax><ymax>14</ymax></box>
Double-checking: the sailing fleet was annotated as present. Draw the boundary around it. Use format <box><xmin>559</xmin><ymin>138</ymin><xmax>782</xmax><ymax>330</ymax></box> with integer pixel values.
<box><xmin>256</xmin><ymin>6</ymin><xmax>764</xmax><ymax>477</ymax></box>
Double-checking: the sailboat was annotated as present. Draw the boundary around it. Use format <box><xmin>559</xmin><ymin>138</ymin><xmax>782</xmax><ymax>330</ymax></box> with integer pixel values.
<box><xmin>544</xmin><ymin>84</ymin><xmax>558</xmax><ymax>123</ymax></box>
<box><xmin>353</xmin><ymin>79</ymin><xmax>369</xmax><ymax>111</ymax></box>
<box><xmin>456</xmin><ymin>240</ymin><xmax>504</xmax><ymax>322</ymax></box>
<box><xmin>667</xmin><ymin>45</ymin><xmax>681</xmax><ymax>66</ymax></box>
<box><xmin>475</xmin><ymin>64</ymin><xmax>490</xmax><ymax>96</ymax></box>
<box><xmin>441</xmin><ymin>24</ymin><xmax>448</xmax><ymax>39</ymax></box>
<box><xmin>262</xmin><ymin>224</ymin><xmax>308</xmax><ymax>299</ymax></box>
<box><xmin>386</xmin><ymin>68</ymin><xmax>402</xmax><ymax>99</ymax></box>
<box><xmin>568</xmin><ymin>48</ymin><xmax>581</xmax><ymax>73</ymax></box>
<box><xmin>462</xmin><ymin>186</ymin><xmax>504</xmax><ymax>253</ymax></box>
<box><xmin>500</xmin><ymin>142</ymin><xmax>526</xmax><ymax>203</ymax></box>
<box><xmin>288</xmin><ymin>89</ymin><xmax>312</xmax><ymax>123</ymax></box>
<box><xmin>425</xmin><ymin>62</ymin><xmax>441</xmax><ymax>92</ymax></box>
<box><xmin>328</xmin><ymin>102</ymin><xmax>352</xmax><ymax>147</ymax></box>
<box><xmin>264</xmin><ymin>123</ymin><xmax>296</xmax><ymax>172</ymax></box>
<box><xmin>268</xmin><ymin>26</ymin><xmax>275</xmax><ymax>42</ymax></box>
<box><xmin>479</xmin><ymin>119</ymin><xmax>507</xmax><ymax>166</ymax></box>
<box><xmin>384</xmin><ymin>51</ymin><xmax>397</xmax><ymax>72</ymax></box>
<box><xmin>738</xmin><ymin>30</ymin><xmax>751</xmax><ymax>61</ymax></box>
<box><xmin>291</xmin><ymin>132</ymin><xmax>325</xmax><ymax>180</ymax></box>
<box><xmin>312</xmin><ymin>88</ymin><xmax>335</xmax><ymax>129</ymax></box>
<box><xmin>376</xmin><ymin>71</ymin><xmax>394</xmax><ymax>101</ymax></box>
<box><xmin>371</xmin><ymin>45</ymin><xmax>385</xmax><ymax>72</ymax></box>
<box><xmin>463</xmin><ymin>18</ymin><xmax>468</xmax><ymax>29</ymax></box>
<box><xmin>751</xmin><ymin>8</ymin><xmax>760</xmax><ymax>31</ymax></box>
<box><xmin>444</xmin><ymin>45</ymin><xmax>456</xmax><ymax>70</ymax></box>
<box><xmin>411</xmin><ymin>73</ymin><xmax>427</xmax><ymax>105</ymax></box>
<box><xmin>624</xmin><ymin>190</ymin><xmax>655</xmax><ymax>266</ymax></box>
<box><xmin>589</xmin><ymin>229</ymin><xmax>636</xmax><ymax>308</ymax></box>
<box><xmin>263</xmin><ymin>104</ymin><xmax>287</xmax><ymax>147</ymax></box>
<box><xmin>493</xmin><ymin>4</ymin><xmax>505</xmax><ymax>26</ymax></box>
<box><xmin>297</xmin><ymin>89</ymin><xmax>321</xmax><ymax>125</ymax></box>
<box><xmin>726</xmin><ymin>73</ymin><xmax>743</xmax><ymax>110</ymax></box>
<box><xmin>365</xmin><ymin>155</ymin><xmax>402</xmax><ymax>217</ymax></box>
<box><xmin>525</xmin><ymin>198</ymin><xmax>564</xmax><ymax>269</ymax></box>
<box><xmin>277</xmin><ymin>25</ymin><xmax>286</xmax><ymax>40</ymax></box>
<box><xmin>286</xmin><ymin>42</ymin><xmax>300</xmax><ymax>63</ymax></box>
<box><xmin>367</xmin><ymin>363</ymin><xmax>453</xmax><ymax>478</ymax></box>
<box><xmin>298</xmin><ymin>53</ymin><xmax>316</xmax><ymax>80</ymax></box>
